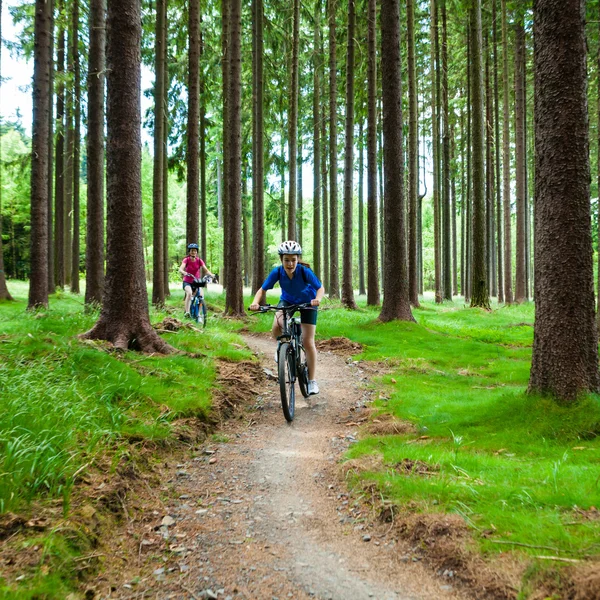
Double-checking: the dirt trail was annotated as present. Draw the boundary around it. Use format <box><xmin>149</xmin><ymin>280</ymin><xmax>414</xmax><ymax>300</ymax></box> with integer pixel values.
<box><xmin>96</xmin><ymin>334</ymin><xmax>465</xmax><ymax>600</ymax></box>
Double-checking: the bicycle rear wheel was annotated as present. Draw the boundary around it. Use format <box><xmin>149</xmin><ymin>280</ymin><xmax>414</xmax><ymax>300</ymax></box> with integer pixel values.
<box><xmin>297</xmin><ymin>345</ymin><xmax>309</xmax><ymax>398</ymax></box>
<box><xmin>278</xmin><ymin>342</ymin><xmax>295</xmax><ymax>422</ymax></box>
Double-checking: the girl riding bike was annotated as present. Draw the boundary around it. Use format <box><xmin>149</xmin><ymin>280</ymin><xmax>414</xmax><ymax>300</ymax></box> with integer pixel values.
<box><xmin>179</xmin><ymin>243</ymin><xmax>215</xmax><ymax>318</ymax></box>
<box><xmin>249</xmin><ymin>241</ymin><xmax>324</xmax><ymax>395</ymax></box>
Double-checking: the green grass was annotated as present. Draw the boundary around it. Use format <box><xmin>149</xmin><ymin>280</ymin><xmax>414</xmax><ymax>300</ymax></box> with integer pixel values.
<box><xmin>305</xmin><ymin>297</ymin><xmax>600</xmax><ymax>564</ymax></box>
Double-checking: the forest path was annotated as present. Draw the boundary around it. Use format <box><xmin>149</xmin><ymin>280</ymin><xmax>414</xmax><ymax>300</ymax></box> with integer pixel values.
<box><xmin>96</xmin><ymin>333</ymin><xmax>464</xmax><ymax>600</ymax></box>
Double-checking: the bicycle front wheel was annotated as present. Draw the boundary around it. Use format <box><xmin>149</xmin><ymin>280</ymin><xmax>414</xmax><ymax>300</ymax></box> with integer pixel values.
<box><xmin>198</xmin><ymin>298</ymin><xmax>207</xmax><ymax>327</ymax></box>
<box><xmin>190</xmin><ymin>297</ymin><xmax>199</xmax><ymax>320</ymax></box>
<box><xmin>278</xmin><ymin>342</ymin><xmax>295</xmax><ymax>422</ymax></box>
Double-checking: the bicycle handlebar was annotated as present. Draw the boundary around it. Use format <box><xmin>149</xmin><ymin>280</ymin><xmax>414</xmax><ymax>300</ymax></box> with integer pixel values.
<box><xmin>248</xmin><ymin>303</ymin><xmax>317</xmax><ymax>315</ymax></box>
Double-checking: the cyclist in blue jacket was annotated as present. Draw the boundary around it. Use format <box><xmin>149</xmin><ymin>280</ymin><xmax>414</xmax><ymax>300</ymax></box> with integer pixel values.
<box><xmin>249</xmin><ymin>241</ymin><xmax>324</xmax><ymax>395</ymax></box>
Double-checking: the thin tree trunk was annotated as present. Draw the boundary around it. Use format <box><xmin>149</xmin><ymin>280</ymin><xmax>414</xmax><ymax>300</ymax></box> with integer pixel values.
<box><xmin>47</xmin><ymin>0</ymin><xmax>55</xmax><ymax>295</ymax></box>
<box><xmin>514</xmin><ymin>15</ymin><xmax>526</xmax><ymax>302</ymax></box>
<box><xmin>358</xmin><ymin>119</ymin><xmax>366</xmax><ymax>296</ymax></box>
<box><xmin>441</xmin><ymin>0</ymin><xmax>451</xmax><ymax>300</ymax></box>
<box><xmin>287</xmin><ymin>0</ymin><xmax>299</xmax><ymax>240</ymax></box>
<box><xmin>85</xmin><ymin>0</ymin><xmax>106</xmax><ymax>306</ymax></box>
<box><xmin>485</xmin><ymin>30</ymin><xmax>496</xmax><ymax>297</ymax></box>
<box><xmin>493</xmin><ymin>0</ymin><xmax>503</xmax><ymax>303</ymax></box>
<box><xmin>501</xmin><ymin>0</ymin><xmax>512</xmax><ymax>303</ymax></box>
<box><xmin>465</xmin><ymin>26</ymin><xmax>472</xmax><ymax>302</ymax></box>
<box><xmin>321</xmin><ymin>82</ymin><xmax>330</xmax><ymax>291</ymax></box>
<box><xmin>152</xmin><ymin>0</ymin><xmax>165</xmax><ymax>305</ymax></box>
<box><xmin>64</xmin><ymin>21</ymin><xmax>73</xmax><ymax>287</ymax></box>
<box><xmin>28</xmin><ymin>0</ymin><xmax>52</xmax><ymax>309</ymax></box>
<box><xmin>187</xmin><ymin>0</ymin><xmax>200</xmax><ymax>245</ymax></box>
<box><xmin>200</xmin><ymin>18</ymin><xmax>207</xmax><ymax>264</ymax></box>
<box><xmin>379</xmin><ymin>0</ymin><xmax>414</xmax><ymax>322</ymax></box>
<box><xmin>224</xmin><ymin>0</ymin><xmax>244</xmax><ymax>315</ymax></box>
<box><xmin>407</xmin><ymin>0</ymin><xmax>419</xmax><ymax>306</ymax></box>
<box><xmin>430</xmin><ymin>0</ymin><xmax>441</xmax><ymax>303</ymax></box>
<box><xmin>252</xmin><ymin>0</ymin><xmax>265</xmax><ymax>291</ymax></box>
<box><xmin>529</xmin><ymin>0</ymin><xmax>598</xmax><ymax>401</ymax></box>
<box><xmin>0</xmin><ymin>0</ymin><xmax>13</xmax><ymax>300</ymax></box>
<box><xmin>82</xmin><ymin>0</ymin><xmax>171</xmax><ymax>353</ymax></box>
<box><xmin>469</xmin><ymin>0</ymin><xmax>490</xmax><ymax>309</ymax></box>
<box><xmin>312</xmin><ymin>0</ymin><xmax>321</xmax><ymax>280</ymax></box>
<box><xmin>54</xmin><ymin>0</ymin><xmax>65</xmax><ymax>290</ymax></box>
<box><xmin>341</xmin><ymin>0</ymin><xmax>357</xmax><ymax>309</ymax></box>
<box><xmin>221</xmin><ymin>0</ymin><xmax>230</xmax><ymax>290</ymax></box>
<box><xmin>367</xmin><ymin>0</ymin><xmax>380</xmax><ymax>305</ymax></box>
<box><xmin>328</xmin><ymin>0</ymin><xmax>339</xmax><ymax>298</ymax></box>
<box><xmin>70</xmin><ymin>0</ymin><xmax>80</xmax><ymax>293</ymax></box>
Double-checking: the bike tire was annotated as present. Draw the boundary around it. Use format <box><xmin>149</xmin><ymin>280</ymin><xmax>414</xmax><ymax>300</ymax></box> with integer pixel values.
<box><xmin>199</xmin><ymin>298</ymin><xmax>207</xmax><ymax>328</ymax></box>
<box><xmin>297</xmin><ymin>345</ymin><xmax>310</xmax><ymax>398</ymax></box>
<box><xmin>278</xmin><ymin>342</ymin><xmax>295</xmax><ymax>422</ymax></box>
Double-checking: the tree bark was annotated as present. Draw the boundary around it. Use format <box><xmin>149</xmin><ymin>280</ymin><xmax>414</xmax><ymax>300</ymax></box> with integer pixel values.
<box><xmin>70</xmin><ymin>0</ymin><xmax>81</xmax><ymax>293</ymax></box>
<box><xmin>501</xmin><ymin>0</ymin><xmax>512</xmax><ymax>304</ymax></box>
<box><xmin>287</xmin><ymin>0</ymin><xmax>300</xmax><ymax>241</ymax></box>
<box><xmin>312</xmin><ymin>0</ymin><xmax>321</xmax><ymax>280</ymax></box>
<box><xmin>53</xmin><ymin>0</ymin><xmax>65</xmax><ymax>290</ymax></box>
<box><xmin>85</xmin><ymin>0</ymin><xmax>106</xmax><ymax>307</ymax></box>
<box><xmin>224</xmin><ymin>0</ymin><xmax>244</xmax><ymax>316</ymax></box>
<box><xmin>529</xmin><ymin>0</ymin><xmax>598</xmax><ymax>401</ymax></box>
<box><xmin>252</xmin><ymin>0</ymin><xmax>265</xmax><ymax>291</ymax></box>
<box><xmin>0</xmin><ymin>0</ymin><xmax>13</xmax><ymax>300</ymax></box>
<box><xmin>82</xmin><ymin>0</ymin><xmax>171</xmax><ymax>353</ymax></box>
<box><xmin>366</xmin><ymin>0</ymin><xmax>380</xmax><ymax>305</ymax></box>
<box><xmin>407</xmin><ymin>0</ymin><xmax>419</xmax><ymax>307</ymax></box>
<box><xmin>200</xmin><ymin>19</ymin><xmax>207</xmax><ymax>264</ymax></box>
<box><xmin>187</xmin><ymin>0</ymin><xmax>200</xmax><ymax>246</ymax></box>
<box><xmin>514</xmin><ymin>15</ymin><xmax>527</xmax><ymax>302</ymax></box>
<box><xmin>493</xmin><ymin>0</ymin><xmax>503</xmax><ymax>303</ymax></box>
<box><xmin>28</xmin><ymin>0</ymin><xmax>52</xmax><ymax>309</ymax></box>
<box><xmin>47</xmin><ymin>0</ymin><xmax>55</xmax><ymax>295</ymax></box>
<box><xmin>379</xmin><ymin>0</ymin><xmax>414</xmax><ymax>323</ymax></box>
<box><xmin>441</xmin><ymin>0</ymin><xmax>451</xmax><ymax>300</ymax></box>
<box><xmin>341</xmin><ymin>0</ymin><xmax>357</xmax><ymax>309</ymax></box>
<box><xmin>358</xmin><ymin>119</ymin><xmax>366</xmax><ymax>296</ymax></box>
<box><xmin>469</xmin><ymin>0</ymin><xmax>490</xmax><ymax>309</ymax></box>
<box><xmin>328</xmin><ymin>0</ymin><xmax>339</xmax><ymax>298</ymax></box>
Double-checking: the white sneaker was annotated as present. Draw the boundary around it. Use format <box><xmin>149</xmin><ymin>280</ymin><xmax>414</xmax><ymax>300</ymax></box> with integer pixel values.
<box><xmin>308</xmin><ymin>380</ymin><xmax>319</xmax><ymax>395</ymax></box>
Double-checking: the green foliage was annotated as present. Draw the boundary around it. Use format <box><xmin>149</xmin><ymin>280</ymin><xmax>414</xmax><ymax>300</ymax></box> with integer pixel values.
<box><xmin>0</xmin><ymin>281</ymin><xmax>234</xmax><ymax>515</ymax></box>
<box><xmin>312</xmin><ymin>299</ymin><xmax>600</xmax><ymax>563</ymax></box>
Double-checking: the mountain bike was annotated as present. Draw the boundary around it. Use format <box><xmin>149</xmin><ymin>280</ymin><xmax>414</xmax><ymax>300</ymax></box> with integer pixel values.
<box><xmin>189</xmin><ymin>276</ymin><xmax>210</xmax><ymax>327</ymax></box>
<box><xmin>250</xmin><ymin>303</ymin><xmax>315</xmax><ymax>422</ymax></box>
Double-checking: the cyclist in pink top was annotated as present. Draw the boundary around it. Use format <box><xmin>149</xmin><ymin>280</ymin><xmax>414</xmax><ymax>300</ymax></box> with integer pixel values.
<box><xmin>179</xmin><ymin>243</ymin><xmax>215</xmax><ymax>318</ymax></box>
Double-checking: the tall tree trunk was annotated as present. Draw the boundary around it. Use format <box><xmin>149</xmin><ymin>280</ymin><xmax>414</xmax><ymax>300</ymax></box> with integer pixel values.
<box><xmin>221</xmin><ymin>0</ymin><xmax>230</xmax><ymax>290</ymax></box>
<box><xmin>28</xmin><ymin>0</ymin><xmax>52</xmax><ymax>309</ymax></box>
<box><xmin>151</xmin><ymin>0</ymin><xmax>166</xmax><ymax>305</ymax></box>
<box><xmin>162</xmin><ymin>90</ymin><xmax>169</xmax><ymax>296</ymax></box>
<box><xmin>358</xmin><ymin>119</ymin><xmax>366</xmax><ymax>296</ymax></box>
<box><xmin>82</xmin><ymin>0</ymin><xmax>171</xmax><ymax>353</ymax></box>
<box><xmin>493</xmin><ymin>0</ymin><xmax>503</xmax><ymax>303</ymax></box>
<box><xmin>64</xmin><ymin>19</ymin><xmax>73</xmax><ymax>287</ymax></box>
<box><xmin>328</xmin><ymin>0</ymin><xmax>339</xmax><ymax>298</ymax></box>
<box><xmin>441</xmin><ymin>0</ymin><xmax>451</xmax><ymax>300</ymax></box>
<box><xmin>465</xmin><ymin>27</ymin><xmax>472</xmax><ymax>302</ymax></box>
<box><xmin>312</xmin><ymin>0</ymin><xmax>321</xmax><ymax>280</ymax></box>
<box><xmin>298</xmin><ymin>140</ymin><xmax>303</xmax><ymax>246</ymax></box>
<box><xmin>485</xmin><ymin>31</ymin><xmax>496</xmax><ymax>297</ymax></box>
<box><xmin>54</xmin><ymin>0</ymin><xmax>65</xmax><ymax>290</ymax></box>
<box><xmin>187</xmin><ymin>0</ymin><xmax>200</xmax><ymax>245</ymax></box>
<box><xmin>47</xmin><ymin>0</ymin><xmax>55</xmax><ymax>295</ymax></box>
<box><xmin>341</xmin><ymin>0</ymin><xmax>357</xmax><ymax>309</ymax></box>
<box><xmin>469</xmin><ymin>0</ymin><xmax>490</xmax><ymax>309</ymax></box>
<box><xmin>200</xmin><ymin>19</ymin><xmax>207</xmax><ymax>264</ymax></box>
<box><xmin>252</xmin><ymin>0</ymin><xmax>265</xmax><ymax>291</ymax></box>
<box><xmin>85</xmin><ymin>0</ymin><xmax>106</xmax><ymax>306</ymax></box>
<box><xmin>287</xmin><ymin>0</ymin><xmax>300</xmax><ymax>240</ymax></box>
<box><xmin>501</xmin><ymin>0</ymin><xmax>512</xmax><ymax>303</ymax></box>
<box><xmin>321</xmin><ymin>82</ymin><xmax>329</xmax><ymax>291</ymax></box>
<box><xmin>407</xmin><ymin>0</ymin><xmax>419</xmax><ymax>307</ymax></box>
<box><xmin>0</xmin><ymin>0</ymin><xmax>13</xmax><ymax>300</ymax></box>
<box><xmin>379</xmin><ymin>0</ymin><xmax>414</xmax><ymax>323</ymax></box>
<box><xmin>460</xmin><ymin>99</ymin><xmax>466</xmax><ymax>296</ymax></box>
<box><xmin>529</xmin><ymin>0</ymin><xmax>598</xmax><ymax>401</ymax></box>
<box><xmin>224</xmin><ymin>0</ymin><xmax>244</xmax><ymax>315</ymax></box>
<box><xmin>70</xmin><ymin>0</ymin><xmax>80</xmax><ymax>293</ymax></box>
<box><xmin>451</xmin><ymin>125</ymin><xmax>458</xmax><ymax>295</ymax></box>
<box><xmin>514</xmin><ymin>15</ymin><xmax>527</xmax><ymax>302</ymax></box>
<box><xmin>366</xmin><ymin>0</ymin><xmax>380</xmax><ymax>305</ymax></box>
<box><xmin>430</xmin><ymin>0</ymin><xmax>441</xmax><ymax>303</ymax></box>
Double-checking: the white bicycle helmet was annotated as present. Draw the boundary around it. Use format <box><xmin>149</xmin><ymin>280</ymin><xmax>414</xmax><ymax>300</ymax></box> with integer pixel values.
<box><xmin>277</xmin><ymin>240</ymin><xmax>302</xmax><ymax>256</ymax></box>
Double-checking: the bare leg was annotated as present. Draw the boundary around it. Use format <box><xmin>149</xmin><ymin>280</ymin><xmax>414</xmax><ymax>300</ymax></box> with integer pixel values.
<box><xmin>271</xmin><ymin>313</ymin><xmax>284</xmax><ymax>340</ymax></box>
<box><xmin>184</xmin><ymin>286</ymin><xmax>192</xmax><ymax>313</ymax></box>
<box><xmin>301</xmin><ymin>323</ymin><xmax>317</xmax><ymax>380</ymax></box>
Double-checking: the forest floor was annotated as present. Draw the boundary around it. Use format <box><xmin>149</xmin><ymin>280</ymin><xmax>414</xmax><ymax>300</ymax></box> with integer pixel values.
<box><xmin>89</xmin><ymin>333</ymin><xmax>469</xmax><ymax>600</ymax></box>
